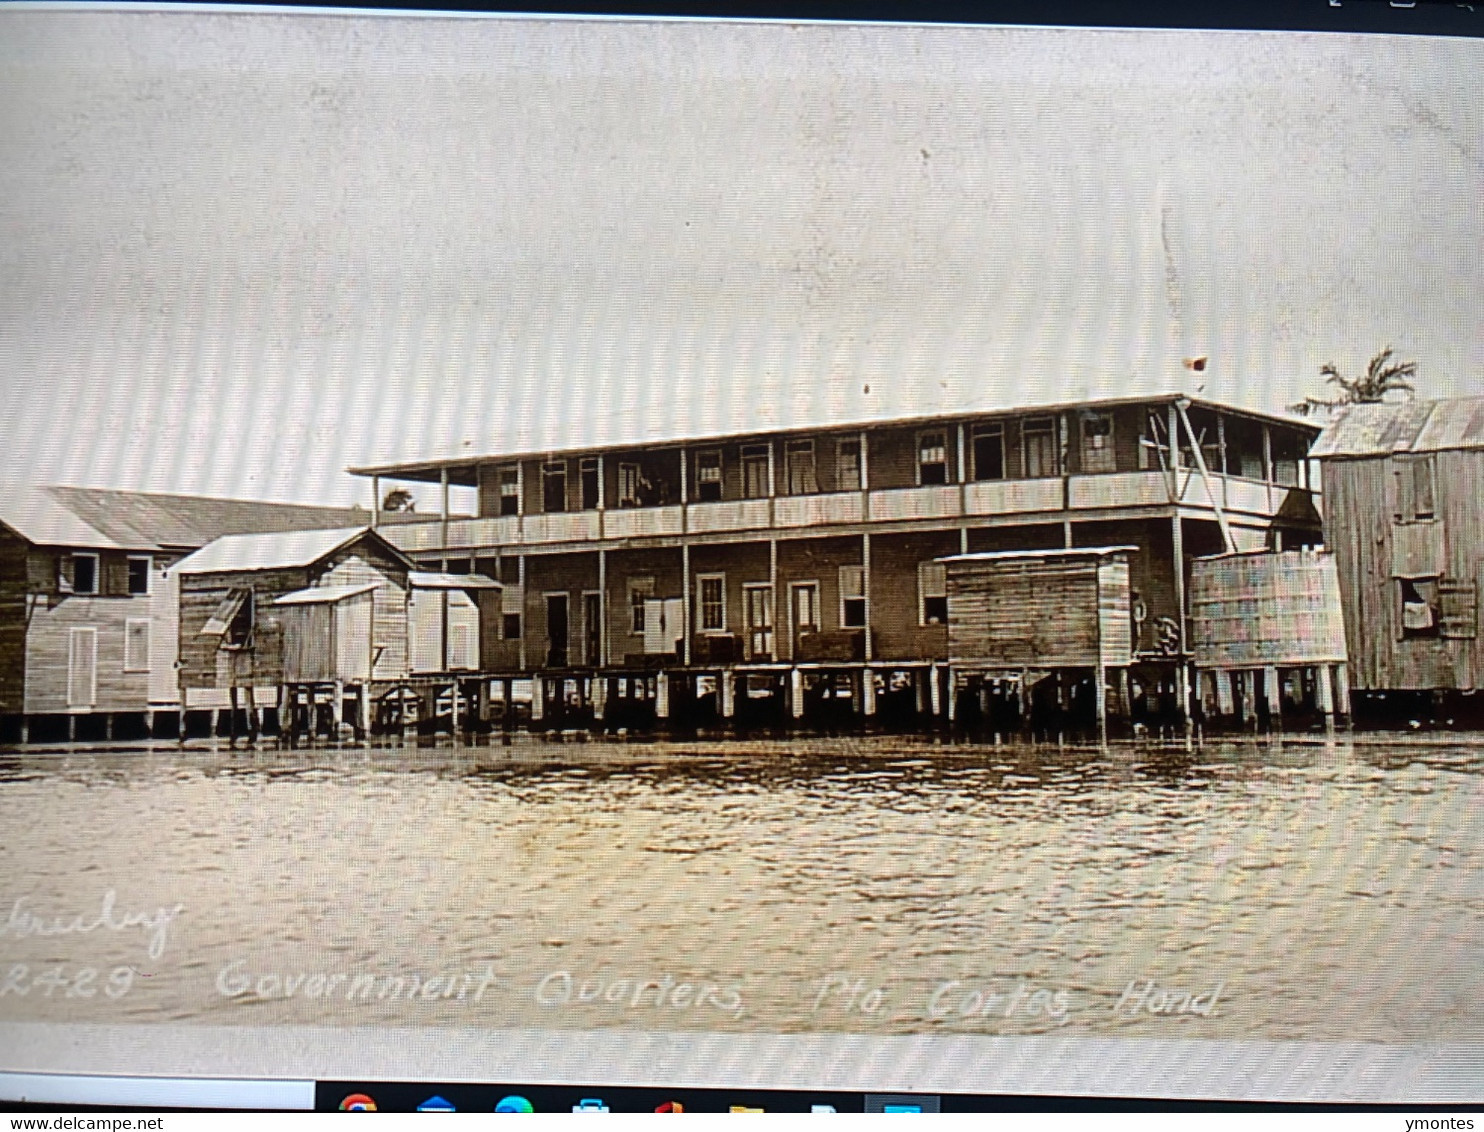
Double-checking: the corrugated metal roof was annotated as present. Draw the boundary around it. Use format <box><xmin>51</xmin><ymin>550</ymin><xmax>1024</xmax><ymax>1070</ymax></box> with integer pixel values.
<box><xmin>0</xmin><ymin>483</ymin><xmax>369</xmax><ymax>551</ymax></box>
<box><xmin>275</xmin><ymin>582</ymin><xmax>382</xmax><ymax>606</ymax></box>
<box><xmin>1309</xmin><ymin>397</ymin><xmax>1484</xmax><ymax>458</ymax></box>
<box><xmin>0</xmin><ymin>483</ymin><xmax>133</xmax><ymax>550</ymax></box>
<box><xmin>174</xmin><ymin>527</ymin><xmax>374</xmax><ymax>575</ymax></box>
<box><xmin>938</xmin><ymin>545</ymin><xmax>1139</xmax><ymax>563</ymax></box>
<box><xmin>408</xmin><ymin>571</ymin><xmax>502</xmax><ymax>590</ymax></box>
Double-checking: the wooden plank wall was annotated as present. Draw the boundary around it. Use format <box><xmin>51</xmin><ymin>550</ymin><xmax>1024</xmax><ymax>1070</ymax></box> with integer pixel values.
<box><xmin>320</xmin><ymin>551</ymin><xmax>409</xmax><ymax>680</ymax></box>
<box><xmin>178</xmin><ymin>566</ymin><xmax>307</xmax><ymax>689</ymax></box>
<box><xmin>946</xmin><ymin>557</ymin><xmax>1105</xmax><ymax>668</ymax></box>
<box><xmin>1322</xmin><ymin>452</ymin><xmax>1483</xmax><ymax>691</ymax></box>
<box><xmin>0</xmin><ymin>530</ymin><xmax>30</xmax><ymax>713</ymax></box>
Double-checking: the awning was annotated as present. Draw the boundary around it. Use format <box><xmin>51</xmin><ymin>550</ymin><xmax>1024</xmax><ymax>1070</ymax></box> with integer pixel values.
<box><xmin>200</xmin><ymin>587</ymin><xmax>249</xmax><ymax>636</ymax></box>
<box><xmin>275</xmin><ymin>582</ymin><xmax>381</xmax><ymax>606</ymax></box>
<box><xmin>409</xmin><ymin>571</ymin><xmax>501</xmax><ymax>591</ymax></box>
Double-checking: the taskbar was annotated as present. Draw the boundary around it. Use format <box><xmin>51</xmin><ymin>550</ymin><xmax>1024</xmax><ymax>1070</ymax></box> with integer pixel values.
<box><xmin>314</xmin><ymin>1082</ymin><xmax>1481</xmax><ymax>1114</ymax></box>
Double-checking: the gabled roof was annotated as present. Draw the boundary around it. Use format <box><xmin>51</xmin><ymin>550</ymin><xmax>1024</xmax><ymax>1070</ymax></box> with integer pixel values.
<box><xmin>1309</xmin><ymin>397</ymin><xmax>1484</xmax><ymax>459</ymax></box>
<box><xmin>0</xmin><ymin>483</ymin><xmax>368</xmax><ymax>552</ymax></box>
<box><xmin>173</xmin><ymin>526</ymin><xmax>412</xmax><ymax>575</ymax></box>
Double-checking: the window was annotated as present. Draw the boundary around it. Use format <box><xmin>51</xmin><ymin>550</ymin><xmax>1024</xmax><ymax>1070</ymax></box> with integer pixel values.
<box><xmin>919</xmin><ymin>561</ymin><xmax>948</xmax><ymax>625</ymax></box>
<box><xmin>695</xmin><ymin>450</ymin><xmax>723</xmax><ymax>502</ymax></box>
<box><xmin>785</xmin><ymin>440</ymin><xmax>818</xmax><ymax>494</ymax></box>
<box><xmin>918</xmin><ymin>431</ymin><xmax>948</xmax><ymax>485</ymax></box>
<box><xmin>628</xmin><ymin>576</ymin><xmax>655</xmax><ymax>634</ymax></box>
<box><xmin>1272</xmin><ymin>430</ymin><xmax>1302</xmax><ymax>487</ymax></box>
<box><xmin>124</xmin><ymin>618</ymin><xmax>150</xmax><ymax>672</ymax></box>
<box><xmin>1023</xmin><ymin>416</ymin><xmax>1059</xmax><ymax>478</ymax></box>
<box><xmin>741</xmin><ymin>445</ymin><xmax>770</xmax><ymax>498</ymax></box>
<box><xmin>1394</xmin><ymin>456</ymin><xmax>1436</xmax><ymax>522</ymax></box>
<box><xmin>839</xmin><ymin>564</ymin><xmax>867</xmax><ymax>629</ymax></box>
<box><xmin>542</xmin><ymin>461</ymin><xmax>567</xmax><ymax>512</ymax></box>
<box><xmin>1399</xmin><ymin>577</ymin><xmax>1440</xmax><ymax>639</ymax></box>
<box><xmin>580</xmin><ymin>458</ymin><xmax>600</xmax><ymax>510</ymax></box>
<box><xmin>498</xmin><ymin>466</ymin><xmax>520</xmax><ymax>516</ymax></box>
<box><xmin>972</xmin><ymin>424</ymin><xmax>1005</xmax><ymax>481</ymax></box>
<box><xmin>1080</xmin><ymin>411</ymin><xmax>1116</xmax><ymax>474</ymax></box>
<box><xmin>618</xmin><ymin>463</ymin><xmax>641</xmax><ymax>507</ymax></box>
<box><xmin>697</xmin><ymin>573</ymin><xmax>726</xmax><ymax>632</ymax></box>
<box><xmin>203</xmin><ymin>587</ymin><xmax>255</xmax><ymax>649</ymax></box>
<box><xmin>63</xmin><ymin>552</ymin><xmax>99</xmax><ymax>595</ymax></box>
<box><xmin>127</xmin><ymin>555</ymin><xmax>152</xmax><ymax>596</ymax></box>
<box><xmin>836</xmin><ymin>438</ymin><xmax>862</xmax><ymax>491</ymax></box>
<box><xmin>502</xmin><ymin>612</ymin><xmax>522</xmax><ymax>641</ymax></box>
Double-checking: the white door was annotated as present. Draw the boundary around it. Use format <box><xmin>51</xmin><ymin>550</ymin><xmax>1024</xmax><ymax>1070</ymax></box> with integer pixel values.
<box><xmin>68</xmin><ymin>626</ymin><xmax>97</xmax><ymax>708</ymax></box>
<box><xmin>643</xmin><ymin>597</ymin><xmax>685</xmax><ymax>656</ymax></box>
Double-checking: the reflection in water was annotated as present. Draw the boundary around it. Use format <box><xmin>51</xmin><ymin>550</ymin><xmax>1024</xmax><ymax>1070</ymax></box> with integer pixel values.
<box><xmin>0</xmin><ymin>734</ymin><xmax>1480</xmax><ymax>1040</ymax></box>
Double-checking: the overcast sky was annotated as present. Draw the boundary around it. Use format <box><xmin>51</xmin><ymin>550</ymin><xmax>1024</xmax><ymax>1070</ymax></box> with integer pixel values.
<box><xmin>0</xmin><ymin>9</ymin><xmax>1479</xmax><ymax>506</ymax></box>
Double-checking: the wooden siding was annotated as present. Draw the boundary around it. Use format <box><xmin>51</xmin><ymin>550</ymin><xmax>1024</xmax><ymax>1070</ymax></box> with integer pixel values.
<box><xmin>1188</xmin><ymin>550</ymin><xmax>1347</xmax><ymax>668</ymax></box>
<box><xmin>1322</xmin><ymin>450</ymin><xmax>1484</xmax><ymax>690</ymax></box>
<box><xmin>178</xmin><ymin>566</ymin><xmax>307</xmax><ymax>690</ymax></box>
<box><xmin>944</xmin><ymin>552</ymin><xmax>1133</xmax><ymax>670</ymax></box>
<box><xmin>0</xmin><ymin>529</ymin><xmax>29</xmax><ymax>713</ymax></box>
<box><xmin>22</xmin><ymin>588</ymin><xmax>154</xmax><ymax>713</ymax></box>
<box><xmin>321</xmin><ymin>553</ymin><xmax>409</xmax><ymax>680</ymax></box>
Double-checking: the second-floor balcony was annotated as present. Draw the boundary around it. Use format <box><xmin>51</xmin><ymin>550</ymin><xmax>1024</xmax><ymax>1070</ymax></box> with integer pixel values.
<box><xmin>381</xmin><ymin>468</ymin><xmax>1310</xmax><ymax>557</ymax></box>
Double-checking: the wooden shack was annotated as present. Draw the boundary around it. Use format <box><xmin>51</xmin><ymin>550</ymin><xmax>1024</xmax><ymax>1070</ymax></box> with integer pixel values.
<box><xmin>1311</xmin><ymin>397</ymin><xmax>1484</xmax><ymax>701</ymax></box>
<box><xmin>1188</xmin><ymin>548</ymin><xmax>1349</xmax><ymax>722</ymax></box>
<box><xmin>174</xmin><ymin>526</ymin><xmax>499</xmax><ymax>735</ymax></box>
<box><xmin>938</xmin><ymin>546</ymin><xmax>1135</xmax><ymax>727</ymax></box>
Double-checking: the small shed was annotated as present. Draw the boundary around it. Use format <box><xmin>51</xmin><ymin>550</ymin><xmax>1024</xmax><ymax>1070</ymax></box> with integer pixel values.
<box><xmin>173</xmin><ymin>527</ymin><xmax>418</xmax><ymax>699</ymax></box>
<box><xmin>407</xmin><ymin>571</ymin><xmax>501</xmax><ymax>674</ymax></box>
<box><xmin>938</xmin><ymin>546</ymin><xmax>1136</xmax><ymax>671</ymax></box>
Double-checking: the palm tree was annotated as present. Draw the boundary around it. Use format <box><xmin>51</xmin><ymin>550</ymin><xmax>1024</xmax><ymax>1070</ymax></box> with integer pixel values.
<box><xmin>382</xmin><ymin>487</ymin><xmax>416</xmax><ymax>513</ymax></box>
<box><xmin>1289</xmin><ymin>347</ymin><xmax>1417</xmax><ymax>417</ymax></box>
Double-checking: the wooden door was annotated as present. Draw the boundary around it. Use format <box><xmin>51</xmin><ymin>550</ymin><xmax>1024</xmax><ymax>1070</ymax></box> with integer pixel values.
<box><xmin>67</xmin><ymin>626</ymin><xmax>97</xmax><ymax>708</ymax></box>
<box><xmin>790</xmin><ymin>582</ymin><xmax>819</xmax><ymax>655</ymax></box>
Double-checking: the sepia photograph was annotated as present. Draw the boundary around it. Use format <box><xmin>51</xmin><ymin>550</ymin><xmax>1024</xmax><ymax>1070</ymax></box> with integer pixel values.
<box><xmin>0</xmin><ymin>3</ymin><xmax>1481</xmax><ymax>1103</ymax></box>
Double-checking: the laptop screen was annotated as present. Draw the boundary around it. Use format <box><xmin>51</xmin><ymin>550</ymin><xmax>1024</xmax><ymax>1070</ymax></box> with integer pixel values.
<box><xmin>1</xmin><ymin>0</ymin><xmax>1480</xmax><ymax>1113</ymax></box>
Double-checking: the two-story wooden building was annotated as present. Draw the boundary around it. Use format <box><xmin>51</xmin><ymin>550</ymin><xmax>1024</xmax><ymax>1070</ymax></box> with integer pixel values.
<box><xmin>0</xmin><ymin>484</ymin><xmax>366</xmax><ymax>742</ymax></box>
<box><xmin>1310</xmin><ymin>396</ymin><xmax>1484</xmax><ymax>722</ymax></box>
<box><xmin>350</xmin><ymin>393</ymin><xmax>1322</xmax><ymax>731</ymax></box>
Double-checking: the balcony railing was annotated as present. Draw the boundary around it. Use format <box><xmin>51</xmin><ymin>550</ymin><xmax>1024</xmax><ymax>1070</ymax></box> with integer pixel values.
<box><xmin>688</xmin><ymin>498</ymin><xmax>771</xmax><ymax>534</ymax></box>
<box><xmin>774</xmin><ymin>491</ymin><xmax>863</xmax><ymax>528</ymax></box>
<box><xmin>603</xmin><ymin>505</ymin><xmax>685</xmax><ymax>540</ymax></box>
<box><xmin>964</xmin><ymin>477</ymin><xmax>1063</xmax><ymax>516</ymax></box>
<box><xmin>378</xmin><ymin>470</ymin><xmax>1308</xmax><ymax>554</ymax></box>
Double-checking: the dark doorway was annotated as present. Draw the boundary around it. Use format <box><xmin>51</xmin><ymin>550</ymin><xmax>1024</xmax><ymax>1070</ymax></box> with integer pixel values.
<box><xmin>546</xmin><ymin>593</ymin><xmax>569</xmax><ymax>667</ymax></box>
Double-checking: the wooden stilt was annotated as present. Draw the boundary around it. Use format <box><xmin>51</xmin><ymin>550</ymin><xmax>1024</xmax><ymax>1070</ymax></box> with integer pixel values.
<box><xmin>1176</xmin><ymin>664</ymin><xmax>1192</xmax><ymax>725</ymax></box>
<box><xmin>104</xmin><ymin>712</ymin><xmax>114</xmax><ymax>741</ymax></box>
<box><xmin>1215</xmin><ymin>670</ymin><xmax>1235</xmax><ymax>717</ymax></box>
<box><xmin>720</xmin><ymin>670</ymin><xmax>736</xmax><ymax>718</ymax></box>
<box><xmin>1316</xmin><ymin>664</ymin><xmax>1335</xmax><ymax>719</ymax></box>
<box><xmin>656</xmin><ymin>672</ymin><xmax>671</xmax><ymax>720</ymax></box>
<box><xmin>229</xmin><ymin>685</ymin><xmax>240</xmax><ymax>742</ymax></box>
<box><xmin>789</xmin><ymin>668</ymin><xmax>804</xmax><ymax>719</ymax></box>
<box><xmin>861</xmin><ymin>668</ymin><xmax>876</xmax><ymax>717</ymax></box>
<box><xmin>1095</xmin><ymin>662</ymin><xmax>1108</xmax><ymax>734</ymax></box>
<box><xmin>1116</xmin><ymin>668</ymin><xmax>1131</xmax><ymax>721</ymax></box>
<box><xmin>68</xmin><ymin>713</ymin><xmax>77</xmax><ymax>743</ymax></box>
<box><xmin>1264</xmin><ymin>666</ymin><xmax>1282</xmax><ymax>722</ymax></box>
<box><xmin>929</xmin><ymin>663</ymin><xmax>943</xmax><ymax>717</ymax></box>
<box><xmin>946</xmin><ymin>668</ymin><xmax>957</xmax><ymax>723</ymax></box>
<box><xmin>332</xmin><ymin>680</ymin><xmax>345</xmax><ymax>738</ymax></box>
<box><xmin>1333</xmin><ymin>665</ymin><xmax>1351</xmax><ymax>716</ymax></box>
<box><xmin>503</xmin><ymin>678</ymin><xmax>514</xmax><ymax>733</ymax></box>
<box><xmin>19</xmin><ymin>716</ymin><xmax>29</xmax><ymax>744</ymax></box>
<box><xmin>358</xmin><ymin>684</ymin><xmax>370</xmax><ymax>741</ymax></box>
<box><xmin>531</xmin><ymin>676</ymin><xmax>545</xmax><ymax>723</ymax></box>
<box><xmin>1240</xmin><ymin>672</ymin><xmax>1258</xmax><ymax>726</ymax></box>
